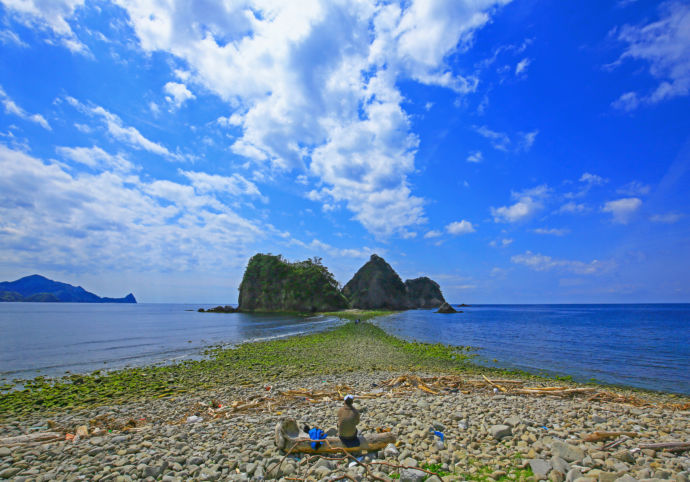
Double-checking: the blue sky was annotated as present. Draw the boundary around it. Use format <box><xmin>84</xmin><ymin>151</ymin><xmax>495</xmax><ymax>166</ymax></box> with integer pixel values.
<box><xmin>0</xmin><ymin>0</ymin><xmax>688</xmax><ymax>303</ymax></box>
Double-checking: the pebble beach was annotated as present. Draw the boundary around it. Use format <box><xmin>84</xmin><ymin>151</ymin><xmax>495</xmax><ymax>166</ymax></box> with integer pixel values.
<box><xmin>1</xmin><ymin>321</ymin><xmax>689</xmax><ymax>482</ymax></box>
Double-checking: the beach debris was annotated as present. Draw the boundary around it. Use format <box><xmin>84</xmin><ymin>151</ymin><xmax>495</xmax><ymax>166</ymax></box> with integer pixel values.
<box><xmin>75</xmin><ymin>425</ymin><xmax>89</xmax><ymax>438</ymax></box>
<box><xmin>186</xmin><ymin>415</ymin><xmax>203</xmax><ymax>424</ymax></box>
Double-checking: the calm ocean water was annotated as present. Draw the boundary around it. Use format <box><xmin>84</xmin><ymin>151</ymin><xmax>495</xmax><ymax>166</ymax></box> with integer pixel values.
<box><xmin>374</xmin><ymin>304</ymin><xmax>690</xmax><ymax>395</ymax></box>
<box><xmin>0</xmin><ymin>303</ymin><xmax>341</xmax><ymax>382</ymax></box>
<box><xmin>1</xmin><ymin>303</ymin><xmax>688</xmax><ymax>394</ymax></box>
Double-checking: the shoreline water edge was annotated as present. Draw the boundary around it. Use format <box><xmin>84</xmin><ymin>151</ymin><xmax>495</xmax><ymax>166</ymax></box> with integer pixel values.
<box><xmin>1</xmin><ymin>313</ymin><xmax>689</xmax><ymax>481</ymax></box>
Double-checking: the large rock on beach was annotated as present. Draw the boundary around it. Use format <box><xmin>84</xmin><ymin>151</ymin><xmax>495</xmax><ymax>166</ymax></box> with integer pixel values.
<box><xmin>342</xmin><ymin>254</ymin><xmax>409</xmax><ymax>310</ymax></box>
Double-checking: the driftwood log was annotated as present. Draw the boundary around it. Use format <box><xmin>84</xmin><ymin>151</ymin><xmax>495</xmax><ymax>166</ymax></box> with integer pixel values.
<box><xmin>582</xmin><ymin>431</ymin><xmax>639</xmax><ymax>442</ymax></box>
<box><xmin>639</xmin><ymin>442</ymin><xmax>690</xmax><ymax>453</ymax></box>
<box><xmin>275</xmin><ymin>418</ymin><xmax>395</xmax><ymax>454</ymax></box>
<box><xmin>0</xmin><ymin>432</ymin><xmax>62</xmax><ymax>446</ymax></box>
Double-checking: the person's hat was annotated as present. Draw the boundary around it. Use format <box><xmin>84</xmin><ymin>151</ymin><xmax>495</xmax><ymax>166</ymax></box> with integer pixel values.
<box><xmin>344</xmin><ymin>394</ymin><xmax>354</xmax><ymax>402</ymax></box>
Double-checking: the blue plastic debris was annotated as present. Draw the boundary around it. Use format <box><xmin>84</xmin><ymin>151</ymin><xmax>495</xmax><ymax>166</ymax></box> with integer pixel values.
<box><xmin>433</xmin><ymin>430</ymin><xmax>445</xmax><ymax>441</ymax></box>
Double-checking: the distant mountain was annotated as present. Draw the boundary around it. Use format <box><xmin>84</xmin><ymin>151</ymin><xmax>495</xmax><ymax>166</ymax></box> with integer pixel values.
<box><xmin>0</xmin><ymin>274</ymin><xmax>136</xmax><ymax>303</ymax></box>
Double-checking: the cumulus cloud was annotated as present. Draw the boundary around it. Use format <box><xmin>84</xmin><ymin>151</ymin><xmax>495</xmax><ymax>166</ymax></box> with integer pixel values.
<box><xmin>611</xmin><ymin>1</ymin><xmax>690</xmax><ymax>108</ymax></box>
<box><xmin>0</xmin><ymin>85</ymin><xmax>51</xmax><ymax>130</ymax></box>
<box><xmin>491</xmin><ymin>184</ymin><xmax>550</xmax><ymax>223</ymax></box>
<box><xmin>424</xmin><ymin>230</ymin><xmax>443</xmax><ymax>239</ymax></box>
<box><xmin>164</xmin><ymin>82</ymin><xmax>195</xmax><ymax>108</ymax></box>
<box><xmin>602</xmin><ymin>197</ymin><xmax>642</xmax><ymax>223</ymax></box>
<box><xmin>446</xmin><ymin>220</ymin><xmax>475</xmax><ymax>235</ymax></box>
<box><xmin>0</xmin><ymin>0</ymin><xmax>89</xmax><ymax>54</ymax></box>
<box><xmin>0</xmin><ymin>144</ymin><xmax>263</xmax><ymax>273</ymax></box>
<box><xmin>511</xmin><ymin>251</ymin><xmax>609</xmax><ymax>275</ymax></box>
<box><xmin>108</xmin><ymin>0</ymin><xmax>511</xmax><ymax>238</ymax></box>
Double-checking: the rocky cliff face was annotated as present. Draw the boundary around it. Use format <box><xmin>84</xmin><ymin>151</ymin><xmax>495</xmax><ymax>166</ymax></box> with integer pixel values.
<box><xmin>342</xmin><ymin>254</ymin><xmax>409</xmax><ymax>310</ymax></box>
<box><xmin>238</xmin><ymin>254</ymin><xmax>349</xmax><ymax>312</ymax></box>
<box><xmin>343</xmin><ymin>255</ymin><xmax>446</xmax><ymax>310</ymax></box>
<box><xmin>405</xmin><ymin>277</ymin><xmax>445</xmax><ymax>308</ymax></box>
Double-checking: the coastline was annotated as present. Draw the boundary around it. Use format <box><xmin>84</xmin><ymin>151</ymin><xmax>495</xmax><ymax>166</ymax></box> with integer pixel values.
<box><xmin>1</xmin><ymin>317</ymin><xmax>689</xmax><ymax>481</ymax></box>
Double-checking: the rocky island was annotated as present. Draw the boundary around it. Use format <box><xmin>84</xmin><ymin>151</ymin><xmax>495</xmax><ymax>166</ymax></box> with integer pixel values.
<box><xmin>227</xmin><ymin>253</ymin><xmax>450</xmax><ymax>313</ymax></box>
<box><xmin>237</xmin><ymin>254</ymin><xmax>349</xmax><ymax>312</ymax></box>
<box><xmin>342</xmin><ymin>254</ymin><xmax>447</xmax><ymax>310</ymax></box>
<box><xmin>0</xmin><ymin>274</ymin><xmax>136</xmax><ymax>303</ymax></box>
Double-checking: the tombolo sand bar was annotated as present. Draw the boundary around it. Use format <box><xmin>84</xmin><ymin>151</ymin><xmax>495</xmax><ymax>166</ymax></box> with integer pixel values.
<box><xmin>1</xmin><ymin>318</ymin><xmax>689</xmax><ymax>481</ymax></box>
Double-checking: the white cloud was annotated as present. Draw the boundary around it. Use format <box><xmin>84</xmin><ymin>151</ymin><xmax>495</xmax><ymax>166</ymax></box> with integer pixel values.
<box><xmin>602</xmin><ymin>197</ymin><xmax>642</xmax><ymax>223</ymax></box>
<box><xmin>110</xmin><ymin>0</ymin><xmax>511</xmax><ymax>238</ymax></box>
<box><xmin>0</xmin><ymin>29</ymin><xmax>28</xmax><ymax>47</ymax></box>
<box><xmin>0</xmin><ymin>85</ymin><xmax>51</xmax><ymax>130</ymax></box>
<box><xmin>617</xmin><ymin>180</ymin><xmax>650</xmax><ymax>196</ymax></box>
<box><xmin>650</xmin><ymin>212</ymin><xmax>683</xmax><ymax>223</ymax></box>
<box><xmin>612</xmin><ymin>1</ymin><xmax>690</xmax><ymax>108</ymax></box>
<box><xmin>466</xmin><ymin>150</ymin><xmax>483</xmax><ymax>163</ymax></box>
<box><xmin>424</xmin><ymin>229</ymin><xmax>443</xmax><ymax>239</ymax></box>
<box><xmin>511</xmin><ymin>251</ymin><xmax>609</xmax><ymax>275</ymax></box>
<box><xmin>515</xmin><ymin>57</ymin><xmax>530</xmax><ymax>75</ymax></box>
<box><xmin>580</xmin><ymin>172</ymin><xmax>607</xmax><ymax>185</ymax></box>
<box><xmin>612</xmin><ymin>91</ymin><xmax>640</xmax><ymax>111</ymax></box>
<box><xmin>56</xmin><ymin>145</ymin><xmax>135</xmax><ymax>172</ymax></box>
<box><xmin>164</xmin><ymin>82</ymin><xmax>195</xmax><ymax>108</ymax></box>
<box><xmin>475</xmin><ymin>125</ymin><xmax>510</xmax><ymax>151</ymax></box>
<box><xmin>0</xmin><ymin>0</ymin><xmax>89</xmax><ymax>54</ymax></box>
<box><xmin>0</xmin><ymin>143</ymin><xmax>263</xmax><ymax>273</ymax></box>
<box><xmin>490</xmin><ymin>237</ymin><xmax>513</xmax><ymax>247</ymax></box>
<box><xmin>558</xmin><ymin>201</ymin><xmax>587</xmax><ymax>214</ymax></box>
<box><xmin>67</xmin><ymin>96</ymin><xmax>182</xmax><ymax>161</ymax></box>
<box><xmin>475</xmin><ymin>125</ymin><xmax>537</xmax><ymax>152</ymax></box>
<box><xmin>178</xmin><ymin>169</ymin><xmax>266</xmax><ymax>201</ymax></box>
<box><xmin>491</xmin><ymin>184</ymin><xmax>550</xmax><ymax>223</ymax></box>
<box><xmin>521</xmin><ymin>129</ymin><xmax>538</xmax><ymax>150</ymax></box>
<box><xmin>534</xmin><ymin>227</ymin><xmax>569</xmax><ymax>236</ymax></box>
<box><xmin>446</xmin><ymin>220</ymin><xmax>475</xmax><ymax>235</ymax></box>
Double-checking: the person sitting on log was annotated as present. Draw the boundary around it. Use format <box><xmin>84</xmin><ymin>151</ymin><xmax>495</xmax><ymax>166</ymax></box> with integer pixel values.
<box><xmin>337</xmin><ymin>394</ymin><xmax>360</xmax><ymax>447</ymax></box>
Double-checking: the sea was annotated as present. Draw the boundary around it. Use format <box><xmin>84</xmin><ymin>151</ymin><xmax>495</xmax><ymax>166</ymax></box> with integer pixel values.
<box><xmin>0</xmin><ymin>303</ymin><xmax>688</xmax><ymax>395</ymax></box>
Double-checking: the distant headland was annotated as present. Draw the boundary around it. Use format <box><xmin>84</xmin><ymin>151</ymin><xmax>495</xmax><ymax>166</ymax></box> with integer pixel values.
<box><xmin>199</xmin><ymin>253</ymin><xmax>450</xmax><ymax>313</ymax></box>
<box><xmin>0</xmin><ymin>274</ymin><xmax>136</xmax><ymax>303</ymax></box>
